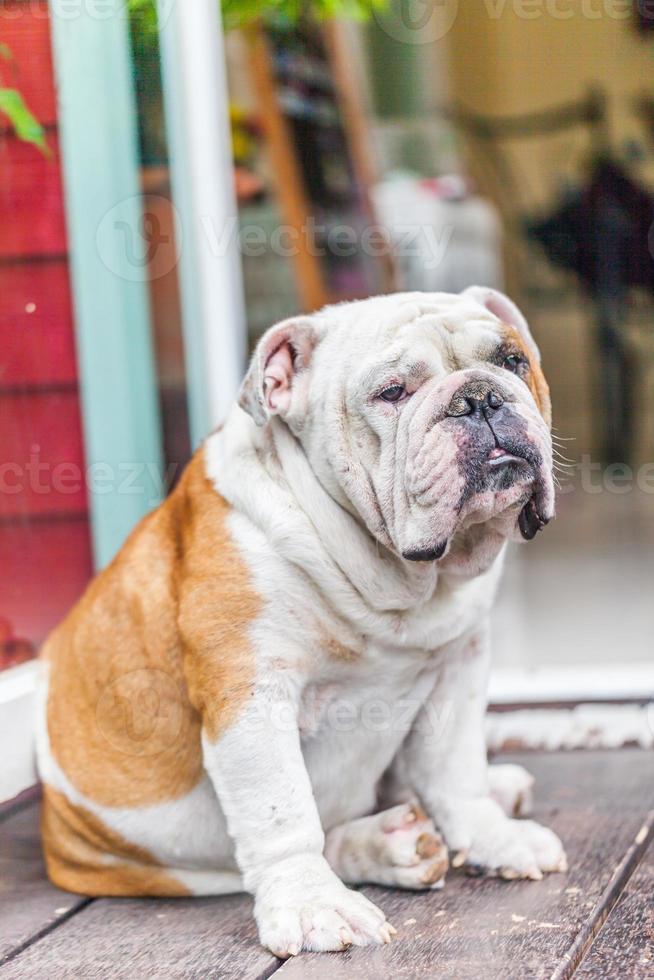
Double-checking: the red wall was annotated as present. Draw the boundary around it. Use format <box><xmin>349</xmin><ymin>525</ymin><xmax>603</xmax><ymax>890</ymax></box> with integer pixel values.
<box><xmin>0</xmin><ymin>0</ymin><xmax>93</xmax><ymax>666</ymax></box>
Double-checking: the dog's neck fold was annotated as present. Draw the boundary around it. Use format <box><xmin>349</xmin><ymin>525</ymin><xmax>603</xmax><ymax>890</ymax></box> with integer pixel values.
<box><xmin>270</xmin><ymin>419</ymin><xmax>438</xmax><ymax>613</ymax></box>
<box><xmin>206</xmin><ymin>409</ymin><xmax>500</xmax><ymax>648</ymax></box>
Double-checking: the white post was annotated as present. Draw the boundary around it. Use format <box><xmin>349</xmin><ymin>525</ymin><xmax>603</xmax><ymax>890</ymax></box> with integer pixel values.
<box><xmin>156</xmin><ymin>0</ymin><xmax>247</xmax><ymax>444</ymax></box>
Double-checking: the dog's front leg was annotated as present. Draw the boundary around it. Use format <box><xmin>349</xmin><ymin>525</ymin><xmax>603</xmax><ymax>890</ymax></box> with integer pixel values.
<box><xmin>397</xmin><ymin>624</ymin><xmax>567</xmax><ymax>881</ymax></box>
<box><xmin>201</xmin><ymin>681</ymin><xmax>394</xmax><ymax>957</ymax></box>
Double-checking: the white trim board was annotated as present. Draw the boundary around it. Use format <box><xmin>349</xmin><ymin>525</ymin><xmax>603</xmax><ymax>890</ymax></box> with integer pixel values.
<box><xmin>0</xmin><ymin>661</ymin><xmax>39</xmax><ymax>804</ymax></box>
<box><xmin>487</xmin><ymin>703</ymin><xmax>654</xmax><ymax>752</ymax></box>
<box><xmin>156</xmin><ymin>0</ymin><xmax>247</xmax><ymax>445</ymax></box>
<box><xmin>489</xmin><ymin>663</ymin><xmax>654</xmax><ymax>705</ymax></box>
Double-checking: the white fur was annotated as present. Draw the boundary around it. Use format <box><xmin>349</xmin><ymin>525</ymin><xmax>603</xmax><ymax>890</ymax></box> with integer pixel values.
<box><xmin>488</xmin><ymin>763</ymin><xmax>535</xmax><ymax>817</ymax></box>
<box><xmin>391</xmin><ymin>627</ymin><xmax>566</xmax><ymax>881</ymax></box>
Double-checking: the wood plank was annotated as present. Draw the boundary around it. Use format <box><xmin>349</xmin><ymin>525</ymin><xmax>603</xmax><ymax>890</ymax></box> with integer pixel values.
<box><xmin>0</xmin><ymin>799</ymin><xmax>277</xmax><ymax>979</ymax></box>
<box><xmin>0</xmin><ymin>801</ymin><xmax>89</xmax><ymax>968</ymax></box>
<box><xmin>1</xmin><ymin>892</ymin><xmax>278</xmax><ymax>980</ymax></box>
<box><xmin>246</xmin><ymin>26</ymin><xmax>329</xmax><ymax>314</ymax></box>
<box><xmin>2</xmin><ymin>753</ymin><xmax>652</xmax><ymax>978</ymax></box>
<box><xmin>322</xmin><ymin>19</ymin><xmax>396</xmax><ymax>295</ymax></box>
<box><xmin>275</xmin><ymin>751</ymin><xmax>654</xmax><ymax>979</ymax></box>
<box><xmin>576</xmin><ymin>849</ymin><xmax>654</xmax><ymax>978</ymax></box>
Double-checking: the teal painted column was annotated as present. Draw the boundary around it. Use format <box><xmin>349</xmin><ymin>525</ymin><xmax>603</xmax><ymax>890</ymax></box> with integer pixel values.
<box><xmin>49</xmin><ymin>0</ymin><xmax>164</xmax><ymax>568</ymax></box>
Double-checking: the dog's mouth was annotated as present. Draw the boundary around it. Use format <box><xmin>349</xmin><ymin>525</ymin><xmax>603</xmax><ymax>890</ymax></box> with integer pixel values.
<box><xmin>476</xmin><ymin>437</ymin><xmax>534</xmax><ymax>494</ymax></box>
<box><xmin>518</xmin><ymin>492</ymin><xmax>551</xmax><ymax>540</ymax></box>
<box><xmin>475</xmin><ymin>437</ymin><xmax>553</xmax><ymax>542</ymax></box>
<box><xmin>486</xmin><ymin>446</ymin><xmax>525</xmax><ymax>468</ymax></box>
<box><xmin>401</xmin><ymin>426</ymin><xmax>553</xmax><ymax>563</ymax></box>
<box><xmin>484</xmin><ymin>448</ymin><xmax>551</xmax><ymax>541</ymax></box>
<box><xmin>482</xmin><ymin>443</ymin><xmax>551</xmax><ymax>540</ymax></box>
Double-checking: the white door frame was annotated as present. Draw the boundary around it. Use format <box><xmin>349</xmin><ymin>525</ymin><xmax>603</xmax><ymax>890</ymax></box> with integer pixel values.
<box><xmin>156</xmin><ymin>0</ymin><xmax>247</xmax><ymax>446</ymax></box>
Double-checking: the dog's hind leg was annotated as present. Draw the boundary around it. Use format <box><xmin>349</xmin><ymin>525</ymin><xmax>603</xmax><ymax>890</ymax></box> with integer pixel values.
<box><xmin>158</xmin><ymin>868</ymin><xmax>244</xmax><ymax>895</ymax></box>
<box><xmin>324</xmin><ymin>803</ymin><xmax>449</xmax><ymax>890</ymax></box>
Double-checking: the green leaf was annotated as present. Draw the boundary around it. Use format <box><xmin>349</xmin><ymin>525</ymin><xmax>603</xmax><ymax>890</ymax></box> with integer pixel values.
<box><xmin>0</xmin><ymin>87</ymin><xmax>50</xmax><ymax>155</ymax></box>
<box><xmin>127</xmin><ymin>0</ymin><xmax>387</xmax><ymax>32</ymax></box>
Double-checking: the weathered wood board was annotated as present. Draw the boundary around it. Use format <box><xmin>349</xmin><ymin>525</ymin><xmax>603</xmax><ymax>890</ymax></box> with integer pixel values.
<box><xmin>576</xmin><ymin>850</ymin><xmax>654</xmax><ymax>979</ymax></box>
<box><xmin>1</xmin><ymin>752</ymin><xmax>652</xmax><ymax>979</ymax></box>
<box><xmin>0</xmin><ymin>800</ymin><xmax>88</xmax><ymax>967</ymax></box>
<box><xmin>275</xmin><ymin>751</ymin><xmax>654</xmax><ymax>980</ymax></box>
<box><xmin>1</xmin><ymin>892</ymin><xmax>278</xmax><ymax>980</ymax></box>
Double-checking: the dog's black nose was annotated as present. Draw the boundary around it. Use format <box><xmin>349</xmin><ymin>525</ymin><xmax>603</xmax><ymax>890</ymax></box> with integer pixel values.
<box><xmin>447</xmin><ymin>388</ymin><xmax>504</xmax><ymax>418</ymax></box>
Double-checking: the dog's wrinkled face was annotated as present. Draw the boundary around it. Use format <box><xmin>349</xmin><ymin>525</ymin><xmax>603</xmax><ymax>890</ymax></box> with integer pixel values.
<box><xmin>240</xmin><ymin>288</ymin><xmax>554</xmax><ymax>574</ymax></box>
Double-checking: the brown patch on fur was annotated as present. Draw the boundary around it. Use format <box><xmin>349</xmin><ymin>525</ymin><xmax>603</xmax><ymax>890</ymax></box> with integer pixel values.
<box><xmin>41</xmin><ymin>785</ymin><xmax>189</xmax><ymax>897</ymax></box>
<box><xmin>322</xmin><ymin>634</ymin><xmax>360</xmax><ymax>662</ymax></box>
<box><xmin>44</xmin><ymin>507</ymin><xmax>203</xmax><ymax>810</ymax></box>
<box><xmin>44</xmin><ymin>447</ymin><xmax>259</xmax><ymax>811</ymax></box>
<box><xmin>416</xmin><ymin>832</ymin><xmax>443</xmax><ymax>860</ymax></box>
<box><xmin>176</xmin><ymin>453</ymin><xmax>260</xmax><ymax>742</ymax></box>
<box><xmin>409</xmin><ymin>803</ymin><xmax>428</xmax><ymax>822</ymax></box>
<box><xmin>502</xmin><ymin>324</ymin><xmax>552</xmax><ymax>427</ymax></box>
<box><xmin>421</xmin><ymin>852</ymin><xmax>449</xmax><ymax>885</ymax></box>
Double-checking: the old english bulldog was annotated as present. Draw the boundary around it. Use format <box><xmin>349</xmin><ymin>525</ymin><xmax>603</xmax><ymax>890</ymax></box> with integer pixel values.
<box><xmin>38</xmin><ymin>287</ymin><xmax>566</xmax><ymax>957</ymax></box>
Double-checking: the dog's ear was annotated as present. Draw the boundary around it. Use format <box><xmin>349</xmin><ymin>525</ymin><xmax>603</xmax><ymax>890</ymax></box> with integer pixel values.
<box><xmin>463</xmin><ymin>286</ymin><xmax>540</xmax><ymax>362</ymax></box>
<box><xmin>238</xmin><ymin>316</ymin><xmax>322</xmax><ymax>426</ymax></box>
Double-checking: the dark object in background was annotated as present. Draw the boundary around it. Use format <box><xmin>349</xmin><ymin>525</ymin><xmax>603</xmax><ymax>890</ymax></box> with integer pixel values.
<box><xmin>529</xmin><ymin>158</ymin><xmax>654</xmax><ymax>296</ymax></box>
<box><xmin>266</xmin><ymin>20</ymin><xmax>384</xmax><ymax>299</ymax></box>
<box><xmin>529</xmin><ymin>158</ymin><xmax>654</xmax><ymax>463</ymax></box>
<box><xmin>634</xmin><ymin>0</ymin><xmax>654</xmax><ymax>32</ymax></box>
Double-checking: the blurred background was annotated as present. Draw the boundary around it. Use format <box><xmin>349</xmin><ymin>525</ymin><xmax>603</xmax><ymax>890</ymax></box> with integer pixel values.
<box><xmin>1</xmin><ymin>0</ymin><xmax>653</xmax><ymax>699</ymax></box>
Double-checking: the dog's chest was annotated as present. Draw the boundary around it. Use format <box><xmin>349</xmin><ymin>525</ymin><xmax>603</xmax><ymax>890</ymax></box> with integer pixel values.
<box><xmin>298</xmin><ymin>650</ymin><xmax>435</xmax><ymax>828</ymax></box>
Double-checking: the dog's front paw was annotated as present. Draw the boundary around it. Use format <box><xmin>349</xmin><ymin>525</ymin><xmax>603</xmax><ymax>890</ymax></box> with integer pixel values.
<box><xmin>445</xmin><ymin>799</ymin><xmax>567</xmax><ymax>881</ymax></box>
<box><xmin>488</xmin><ymin>763</ymin><xmax>534</xmax><ymax>817</ymax></box>
<box><xmin>254</xmin><ymin>856</ymin><xmax>395</xmax><ymax>957</ymax></box>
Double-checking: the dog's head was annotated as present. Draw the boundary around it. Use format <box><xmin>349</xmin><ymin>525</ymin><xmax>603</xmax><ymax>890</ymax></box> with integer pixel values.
<box><xmin>239</xmin><ymin>288</ymin><xmax>553</xmax><ymax>574</ymax></box>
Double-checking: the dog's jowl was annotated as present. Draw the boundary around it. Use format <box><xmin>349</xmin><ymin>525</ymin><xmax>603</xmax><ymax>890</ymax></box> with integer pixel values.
<box><xmin>38</xmin><ymin>288</ymin><xmax>566</xmax><ymax>957</ymax></box>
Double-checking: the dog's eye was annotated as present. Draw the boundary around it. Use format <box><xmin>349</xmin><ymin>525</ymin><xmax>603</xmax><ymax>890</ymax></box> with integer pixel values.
<box><xmin>378</xmin><ymin>384</ymin><xmax>406</xmax><ymax>403</ymax></box>
<box><xmin>502</xmin><ymin>353</ymin><xmax>528</xmax><ymax>375</ymax></box>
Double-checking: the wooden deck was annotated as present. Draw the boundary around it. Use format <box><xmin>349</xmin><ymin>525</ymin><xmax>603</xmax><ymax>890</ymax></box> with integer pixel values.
<box><xmin>1</xmin><ymin>751</ymin><xmax>653</xmax><ymax>979</ymax></box>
